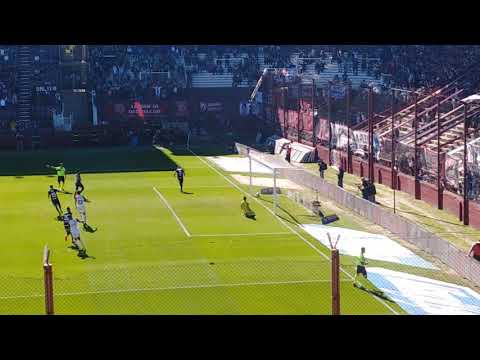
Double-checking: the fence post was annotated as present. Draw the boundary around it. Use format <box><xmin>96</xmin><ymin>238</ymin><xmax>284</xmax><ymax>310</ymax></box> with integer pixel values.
<box><xmin>331</xmin><ymin>248</ymin><xmax>341</xmax><ymax>315</ymax></box>
<box><xmin>43</xmin><ymin>245</ymin><xmax>54</xmax><ymax>315</ymax></box>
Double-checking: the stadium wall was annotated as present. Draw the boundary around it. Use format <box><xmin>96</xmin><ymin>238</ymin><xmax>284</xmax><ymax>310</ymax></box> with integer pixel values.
<box><xmin>312</xmin><ymin>144</ymin><xmax>480</xmax><ymax>231</ymax></box>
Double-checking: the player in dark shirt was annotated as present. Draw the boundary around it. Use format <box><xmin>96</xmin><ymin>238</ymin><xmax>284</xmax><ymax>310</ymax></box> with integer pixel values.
<box><xmin>174</xmin><ymin>167</ymin><xmax>185</xmax><ymax>192</ymax></box>
<box><xmin>48</xmin><ymin>185</ymin><xmax>63</xmax><ymax>216</ymax></box>
<box><xmin>62</xmin><ymin>207</ymin><xmax>73</xmax><ymax>242</ymax></box>
<box><xmin>75</xmin><ymin>172</ymin><xmax>85</xmax><ymax>194</ymax></box>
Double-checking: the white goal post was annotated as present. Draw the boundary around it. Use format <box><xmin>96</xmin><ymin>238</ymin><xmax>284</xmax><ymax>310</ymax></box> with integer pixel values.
<box><xmin>244</xmin><ymin>146</ymin><xmax>305</xmax><ymax>216</ymax></box>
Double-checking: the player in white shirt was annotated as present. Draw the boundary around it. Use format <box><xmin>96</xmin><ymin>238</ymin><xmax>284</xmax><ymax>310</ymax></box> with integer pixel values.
<box><xmin>68</xmin><ymin>217</ymin><xmax>87</xmax><ymax>258</ymax></box>
<box><xmin>74</xmin><ymin>191</ymin><xmax>89</xmax><ymax>227</ymax></box>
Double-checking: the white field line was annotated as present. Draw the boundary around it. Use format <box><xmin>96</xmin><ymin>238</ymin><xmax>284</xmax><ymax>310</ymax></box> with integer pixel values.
<box><xmin>152</xmin><ymin>187</ymin><xmax>191</xmax><ymax>237</ymax></box>
<box><xmin>189</xmin><ymin>148</ymin><xmax>399</xmax><ymax>315</ymax></box>
<box><xmin>0</xmin><ymin>279</ymin><xmax>352</xmax><ymax>300</ymax></box>
<box><xmin>191</xmin><ymin>232</ymin><xmax>292</xmax><ymax>237</ymax></box>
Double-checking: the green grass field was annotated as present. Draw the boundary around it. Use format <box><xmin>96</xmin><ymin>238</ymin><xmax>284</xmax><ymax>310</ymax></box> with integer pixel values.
<box><xmin>0</xmin><ymin>146</ymin><xmax>405</xmax><ymax>314</ymax></box>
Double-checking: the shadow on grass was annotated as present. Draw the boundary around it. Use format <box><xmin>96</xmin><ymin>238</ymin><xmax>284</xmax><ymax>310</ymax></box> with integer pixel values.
<box><xmin>83</xmin><ymin>224</ymin><xmax>98</xmax><ymax>233</ymax></box>
<box><xmin>182</xmin><ymin>191</ymin><xmax>194</xmax><ymax>195</ymax></box>
<box><xmin>0</xmin><ymin>146</ymin><xmax>180</xmax><ymax>177</ymax></box>
<box><xmin>167</xmin><ymin>144</ymin><xmax>236</xmax><ymax>157</ymax></box>
<box><xmin>378</xmin><ymin>203</ymin><xmax>464</xmax><ymax>227</ymax></box>
<box><xmin>355</xmin><ymin>283</ymin><xmax>395</xmax><ymax>303</ymax></box>
<box><xmin>258</xmin><ymin>197</ymin><xmax>302</xmax><ymax>225</ymax></box>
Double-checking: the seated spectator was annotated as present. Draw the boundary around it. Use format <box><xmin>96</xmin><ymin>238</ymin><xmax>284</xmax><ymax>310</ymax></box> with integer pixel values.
<box><xmin>468</xmin><ymin>241</ymin><xmax>480</xmax><ymax>262</ymax></box>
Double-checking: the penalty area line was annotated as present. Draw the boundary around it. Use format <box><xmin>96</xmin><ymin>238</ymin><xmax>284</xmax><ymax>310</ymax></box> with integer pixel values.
<box><xmin>152</xmin><ymin>186</ymin><xmax>191</xmax><ymax>237</ymax></box>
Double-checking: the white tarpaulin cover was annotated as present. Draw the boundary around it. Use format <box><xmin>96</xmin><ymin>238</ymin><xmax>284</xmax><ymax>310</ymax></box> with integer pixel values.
<box><xmin>300</xmin><ymin>224</ymin><xmax>436</xmax><ymax>269</ymax></box>
<box><xmin>368</xmin><ymin>268</ymin><xmax>480</xmax><ymax>315</ymax></box>
<box><xmin>208</xmin><ymin>156</ymin><xmax>274</xmax><ymax>174</ymax></box>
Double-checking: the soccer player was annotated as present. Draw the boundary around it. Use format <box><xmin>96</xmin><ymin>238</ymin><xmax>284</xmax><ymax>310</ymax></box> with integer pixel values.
<box><xmin>75</xmin><ymin>172</ymin><xmax>85</xmax><ymax>194</ymax></box>
<box><xmin>353</xmin><ymin>247</ymin><xmax>368</xmax><ymax>288</ymax></box>
<box><xmin>48</xmin><ymin>185</ymin><xmax>63</xmax><ymax>217</ymax></box>
<box><xmin>241</xmin><ymin>196</ymin><xmax>256</xmax><ymax>220</ymax></box>
<box><xmin>74</xmin><ymin>191</ymin><xmax>89</xmax><ymax>227</ymax></box>
<box><xmin>62</xmin><ymin>207</ymin><xmax>73</xmax><ymax>242</ymax></box>
<box><xmin>46</xmin><ymin>163</ymin><xmax>66</xmax><ymax>191</ymax></box>
<box><xmin>174</xmin><ymin>167</ymin><xmax>185</xmax><ymax>192</ymax></box>
<box><xmin>69</xmin><ymin>217</ymin><xmax>87</xmax><ymax>258</ymax></box>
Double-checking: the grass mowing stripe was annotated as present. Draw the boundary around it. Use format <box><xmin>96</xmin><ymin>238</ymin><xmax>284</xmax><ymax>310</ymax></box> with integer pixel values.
<box><xmin>189</xmin><ymin>148</ymin><xmax>399</xmax><ymax>315</ymax></box>
<box><xmin>191</xmin><ymin>232</ymin><xmax>292</xmax><ymax>237</ymax></box>
<box><xmin>152</xmin><ymin>186</ymin><xmax>191</xmax><ymax>237</ymax></box>
<box><xmin>0</xmin><ymin>279</ymin><xmax>353</xmax><ymax>300</ymax></box>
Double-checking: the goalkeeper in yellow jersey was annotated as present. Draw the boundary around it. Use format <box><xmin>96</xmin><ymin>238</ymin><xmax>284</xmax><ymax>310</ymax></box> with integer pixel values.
<box><xmin>241</xmin><ymin>196</ymin><xmax>256</xmax><ymax>220</ymax></box>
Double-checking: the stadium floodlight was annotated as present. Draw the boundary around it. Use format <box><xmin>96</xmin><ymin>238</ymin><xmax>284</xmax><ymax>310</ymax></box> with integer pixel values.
<box><xmin>43</xmin><ymin>245</ymin><xmax>54</xmax><ymax>315</ymax></box>
<box><xmin>249</xmin><ymin>68</ymin><xmax>269</xmax><ymax>103</ymax></box>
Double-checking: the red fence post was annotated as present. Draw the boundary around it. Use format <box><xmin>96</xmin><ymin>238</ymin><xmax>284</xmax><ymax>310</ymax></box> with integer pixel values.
<box><xmin>43</xmin><ymin>264</ymin><xmax>54</xmax><ymax>315</ymax></box>
<box><xmin>346</xmin><ymin>85</ymin><xmax>352</xmax><ymax>174</ymax></box>
<box><xmin>436</xmin><ymin>97</ymin><xmax>443</xmax><ymax>210</ymax></box>
<box><xmin>463</xmin><ymin>104</ymin><xmax>469</xmax><ymax>225</ymax></box>
<box><xmin>414</xmin><ymin>93</ymin><xmax>421</xmax><ymax>199</ymax></box>
<box><xmin>328</xmin><ymin>83</ymin><xmax>332</xmax><ymax>165</ymax></box>
<box><xmin>43</xmin><ymin>246</ymin><xmax>54</xmax><ymax>315</ymax></box>
<box><xmin>331</xmin><ymin>248</ymin><xmax>341</xmax><ymax>315</ymax></box>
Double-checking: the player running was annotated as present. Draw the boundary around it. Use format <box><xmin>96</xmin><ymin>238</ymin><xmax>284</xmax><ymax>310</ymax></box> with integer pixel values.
<box><xmin>48</xmin><ymin>185</ymin><xmax>63</xmax><ymax>217</ymax></box>
<box><xmin>75</xmin><ymin>172</ymin><xmax>84</xmax><ymax>194</ymax></box>
<box><xmin>241</xmin><ymin>196</ymin><xmax>256</xmax><ymax>220</ymax></box>
<box><xmin>46</xmin><ymin>163</ymin><xmax>66</xmax><ymax>191</ymax></box>
<box><xmin>174</xmin><ymin>167</ymin><xmax>185</xmax><ymax>192</ymax></box>
<box><xmin>68</xmin><ymin>217</ymin><xmax>87</xmax><ymax>258</ymax></box>
<box><xmin>74</xmin><ymin>191</ymin><xmax>89</xmax><ymax>227</ymax></box>
<box><xmin>353</xmin><ymin>247</ymin><xmax>368</xmax><ymax>288</ymax></box>
<box><xmin>62</xmin><ymin>207</ymin><xmax>73</xmax><ymax>242</ymax></box>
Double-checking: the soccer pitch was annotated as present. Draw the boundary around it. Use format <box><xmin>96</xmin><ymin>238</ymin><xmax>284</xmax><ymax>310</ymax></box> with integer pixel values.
<box><xmin>0</xmin><ymin>146</ymin><xmax>404</xmax><ymax>314</ymax></box>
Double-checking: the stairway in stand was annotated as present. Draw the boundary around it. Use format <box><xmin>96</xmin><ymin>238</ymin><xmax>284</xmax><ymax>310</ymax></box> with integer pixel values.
<box><xmin>15</xmin><ymin>45</ymin><xmax>33</xmax><ymax>132</ymax></box>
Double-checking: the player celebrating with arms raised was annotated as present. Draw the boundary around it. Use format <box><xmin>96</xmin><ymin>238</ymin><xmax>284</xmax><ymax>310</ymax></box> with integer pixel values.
<box><xmin>174</xmin><ymin>166</ymin><xmax>185</xmax><ymax>192</ymax></box>
<box><xmin>46</xmin><ymin>163</ymin><xmax>66</xmax><ymax>191</ymax></box>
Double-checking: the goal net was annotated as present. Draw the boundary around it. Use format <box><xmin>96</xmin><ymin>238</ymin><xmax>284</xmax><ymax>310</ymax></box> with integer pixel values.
<box><xmin>236</xmin><ymin>144</ymin><xmax>310</xmax><ymax>216</ymax></box>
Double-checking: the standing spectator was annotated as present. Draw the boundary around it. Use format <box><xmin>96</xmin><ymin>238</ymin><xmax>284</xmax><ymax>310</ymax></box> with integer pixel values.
<box><xmin>358</xmin><ymin>177</ymin><xmax>369</xmax><ymax>199</ymax></box>
<box><xmin>468</xmin><ymin>241</ymin><xmax>480</xmax><ymax>262</ymax></box>
<box><xmin>368</xmin><ymin>180</ymin><xmax>377</xmax><ymax>203</ymax></box>
<box><xmin>408</xmin><ymin>156</ymin><xmax>415</xmax><ymax>176</ymax></box>
<box><xmin>337</xmin><ymin>164</ymin><xmax>345</xmax><ymax>188</ymax></box>
<box><xmin>16</xmin><ymin>132</ymin><xmax>24</xmax><ymax>152</ymax></box>
<box><xmin>318</xmin><ymin>158</ymin><xmax>327</xmax><ymax>179</ymax></box>
<box><xmin>285</xmin><ymin>143</ymin><xmax>292</xmax><ymax>163</ymax></box>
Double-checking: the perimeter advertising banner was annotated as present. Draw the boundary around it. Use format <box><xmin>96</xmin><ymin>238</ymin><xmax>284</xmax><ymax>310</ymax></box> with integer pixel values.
<box><xmin>200</xmin><ymin>101</ymin><xmax>223</xmax><ymax>113</ymax></box>
<box><xmin>112</xmin><ymin>102</ymin><xmax>169</xmax><ymax>119</ymax></box>
<box><xmin>175</xmin><ymin>100</ymin><xmax>189</xmax><ymax>117</ymax></box>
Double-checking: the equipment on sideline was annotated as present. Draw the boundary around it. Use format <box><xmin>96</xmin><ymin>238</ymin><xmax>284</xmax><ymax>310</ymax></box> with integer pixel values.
<box><xmin>321</xmin><ymin>214</ymin><xmax>340</xmax><ymax>225</ymax></box>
